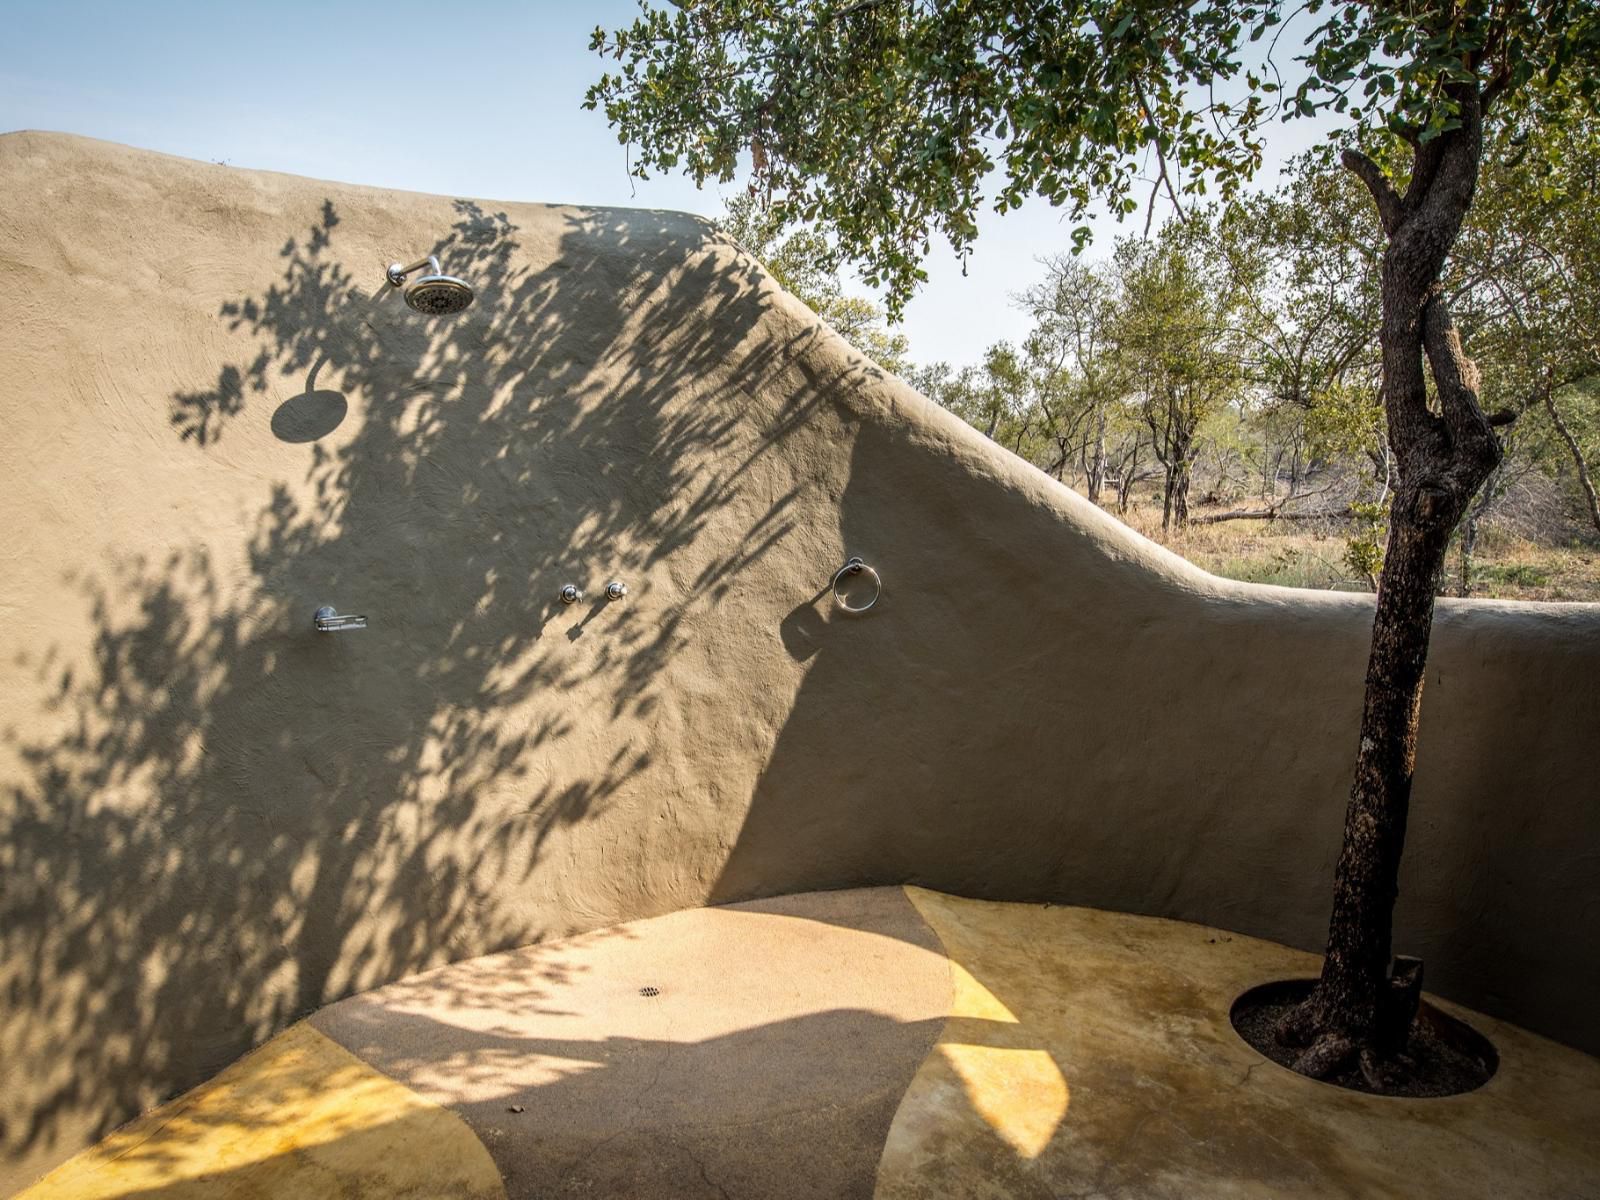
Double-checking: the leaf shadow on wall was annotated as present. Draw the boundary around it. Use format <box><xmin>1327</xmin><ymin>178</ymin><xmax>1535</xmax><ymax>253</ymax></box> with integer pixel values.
<box><xmin>0</xmin><ymin>194</ymin><xmax>847</xmax><ymax>1178</ymax></box>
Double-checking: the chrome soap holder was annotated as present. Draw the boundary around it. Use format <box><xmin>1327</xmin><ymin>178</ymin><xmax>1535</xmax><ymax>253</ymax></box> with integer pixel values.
<box><xmin>314</xmin><ymin>605</ymin><xmax>367</xmax><ymax>633</ymax></box>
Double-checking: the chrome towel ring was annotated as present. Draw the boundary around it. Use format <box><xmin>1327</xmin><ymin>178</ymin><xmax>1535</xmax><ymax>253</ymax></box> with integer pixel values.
<box><xmin>831</xmin><ymin>556</ymin><xmax>882</xmax><ymax>614</ymax></box>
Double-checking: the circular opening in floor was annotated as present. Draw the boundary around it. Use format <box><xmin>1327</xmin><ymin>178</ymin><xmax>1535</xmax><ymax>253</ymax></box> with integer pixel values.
<box><xmin>1230</xmin><ymin>978</ymin><xmax>1498</xmax><ymax>1097</ymax></box>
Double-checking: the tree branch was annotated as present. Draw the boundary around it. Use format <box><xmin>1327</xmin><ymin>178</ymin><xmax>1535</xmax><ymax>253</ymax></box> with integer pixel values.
<box><xmin>1341</xmin><ymin>148</ymin><xmax>1403</xmax><ymax>235</ymax></box>
<box><xmin>1480</xmin><ymin>62</ymin><xmax>1516</xmax><ymax>112</ymax></box>
<box><xmin>1190</xmin><ymin>495</ymin><xmax>1352</xmax><ymax>525</ymax></box>
<box><xmin>1134</xmin><ymin>78</ymin><xmax>1186</xmax><ymax>230</ymax></box>
<box><xmin>1402</xmin><ymin>135</ymin><xmax>1448</xmax><ymax>214</ymax></box>
<box><xmin>1421</xmin><ymin>293</ymin><xmax>1501</xmax><ymax>477</ymax></box>
<box><xmin>1543</xmin><ymin>383</ymin><xmax>1600</xmax><ymax>535</ymax></box>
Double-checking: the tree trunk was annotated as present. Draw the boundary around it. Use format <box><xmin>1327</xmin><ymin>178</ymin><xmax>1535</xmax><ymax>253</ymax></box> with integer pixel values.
<box><xmin>1167</xmin><ymin>456</ymin><xmax>1190</xmax><ymax>528</ymax></box>
<box><xmin>1281</xmin><ymin>96</ymin><xmax>1504</xmax><ymax>1082</ymax></box>
<box><xmin>1544</xmin><ymin>387</ymin><xmax>1600</xmax><ymax>536</ymax></box>
<box><xmin>1118</xmin><ymin>443</ymin><xmax>1140</xmax><ymax>514</ymax></box>
<box><xmin>1087</xmin><ymin>408</ymin><xmax>1107</xmax><ymax>505</ymax></box>
<box><xmin>1162</xmin><ymin>422</ymin><xmax>1192</xmax><ymax>531</ymax></box>
<box><xmin>1291</xmin><ymin>487</ymin><xmax>1457</xmax><ymax>1063</ymax></box>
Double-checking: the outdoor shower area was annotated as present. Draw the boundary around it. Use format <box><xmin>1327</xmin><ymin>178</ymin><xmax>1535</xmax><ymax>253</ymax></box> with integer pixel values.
<box><xmin>3</xmin><ymin>132</ymin><xmax>1599</xmax><ymax>1199</ymax></box>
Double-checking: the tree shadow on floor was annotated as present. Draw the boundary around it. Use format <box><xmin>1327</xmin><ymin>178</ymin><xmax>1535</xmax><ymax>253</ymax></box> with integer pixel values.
<box><xmin>32</xmin><ymin>1008</ymin><xmax>954</xmax><ymax>1200</ymax></box>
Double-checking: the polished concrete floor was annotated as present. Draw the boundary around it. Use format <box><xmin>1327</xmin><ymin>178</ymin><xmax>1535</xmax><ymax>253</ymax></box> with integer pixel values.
<box><xmin>17</xmin><ymin>888</ymin><xmax>1600</xmax><ymax>1198</ymax></box>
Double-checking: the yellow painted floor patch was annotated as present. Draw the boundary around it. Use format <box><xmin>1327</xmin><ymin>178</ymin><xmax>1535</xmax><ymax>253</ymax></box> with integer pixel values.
<box><xmin>16</xmin><ymin>1022</ymin><xmax>506</xmax><ymax>1200</ymax></box>
<box><xmin>877</xmin><ymin>888</ymin><xmax>1600</xmax><ymax>1198</ymax></box>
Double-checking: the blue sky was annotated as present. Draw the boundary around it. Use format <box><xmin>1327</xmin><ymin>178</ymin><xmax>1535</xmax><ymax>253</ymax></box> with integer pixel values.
<box><xmin>2</xmin><ymin>0</ymin><xmax>1331</xmax><ymax>366</ymax></box>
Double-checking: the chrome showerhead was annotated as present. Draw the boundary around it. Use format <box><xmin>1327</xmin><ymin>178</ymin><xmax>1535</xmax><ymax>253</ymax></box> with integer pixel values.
<box><xmin>403</xmin><ymin>273</ymin><xmax>474</xmax><ymax>315</ymax></box>
<box><xmin>386</xmin><ymin>255</ymin><xmax>475</xmax><ymax>315</ymax></box>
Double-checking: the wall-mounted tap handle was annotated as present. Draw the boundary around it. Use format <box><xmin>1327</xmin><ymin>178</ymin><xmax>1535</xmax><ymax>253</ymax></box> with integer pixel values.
<box><xmin>560</xmin><ymin>584</ymin><xmax>583</xmax><ymax>605</ymax></box>
<box><xmin>314</xmin><ymin>605</ymin><xmax>368</xmax><ymax>633</ymax></box>
<box><xmin>605</xmin><ymin>581</ymin><xmax>628</xmax><ymax>600</ymax></box>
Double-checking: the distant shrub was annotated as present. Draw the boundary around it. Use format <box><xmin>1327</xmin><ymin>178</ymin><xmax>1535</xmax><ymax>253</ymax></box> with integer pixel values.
<box><xmin>1479</xmin><ymin>562</ymin><xmax>1551</xmax><ymax>587</ymax></box>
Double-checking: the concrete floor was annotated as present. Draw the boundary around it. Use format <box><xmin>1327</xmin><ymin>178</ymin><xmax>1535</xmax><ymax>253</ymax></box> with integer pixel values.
<box><xmin>17</xmin><ymin>888</ymin><xmax>1600</xmax><ymax>1198</ymax></box>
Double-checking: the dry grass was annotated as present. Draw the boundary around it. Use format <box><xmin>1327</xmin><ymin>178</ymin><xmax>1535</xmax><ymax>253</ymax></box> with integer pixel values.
<box><xmin>1463</xmin><ymin>526</ymin><xmax>1600</xmax><ymax>603</ymax></box>
<box><xmin>1105</xmin><ymin>494</ymin><xmax>1600</xmax><ymax>603</ymax></box>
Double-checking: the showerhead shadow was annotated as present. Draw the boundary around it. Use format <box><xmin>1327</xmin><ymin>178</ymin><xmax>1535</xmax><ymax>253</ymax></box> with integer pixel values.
<box><xmin>271</xmin><ymin>356</ymin><xmax>349</xmax><ymax>443</ymax></box>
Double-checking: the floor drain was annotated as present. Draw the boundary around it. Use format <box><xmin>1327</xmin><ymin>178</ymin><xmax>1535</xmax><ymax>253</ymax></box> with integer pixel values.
<box><xmin>639</xmin><ymin>985</ymin><xmax>660</xmax><ymax>998</ymax></box>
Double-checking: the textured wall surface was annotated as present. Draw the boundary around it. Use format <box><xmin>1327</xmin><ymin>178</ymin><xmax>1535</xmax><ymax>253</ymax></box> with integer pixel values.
<box><xmin>2</xmin><ymin>132</ymin><xmax>1596</xmax><ymax>1190</ymax></box>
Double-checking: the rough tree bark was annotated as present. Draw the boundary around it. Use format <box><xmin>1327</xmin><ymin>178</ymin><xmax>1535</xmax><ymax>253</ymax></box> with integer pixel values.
<box><xmin>1279</xmin><ymin>90</ymin><xmax>1506</xmax><ymax>1083</ymax></box>
<box><xmin>1162</xmin><ymin>448</ymin><xmax>1192</xmax><ymax>529</ymax></box>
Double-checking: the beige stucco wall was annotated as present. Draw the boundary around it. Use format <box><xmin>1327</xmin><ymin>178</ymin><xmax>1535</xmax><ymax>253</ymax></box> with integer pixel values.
<box><xmin>1</xmin><ymin>132</ymin><xmax>1596</xmax><ymax>1191</ymax></box>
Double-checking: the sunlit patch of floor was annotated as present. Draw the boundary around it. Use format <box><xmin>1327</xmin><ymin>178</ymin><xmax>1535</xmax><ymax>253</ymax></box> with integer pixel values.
<box><xmin>15</xmin><ymin>1022</ymin><xmax>505</xmax><ymax>1200</ymax></box>
<box><xmin>922</xmin><ymin>951</ymin><xmax>1070</xmax><ymax>1161</ymax></box>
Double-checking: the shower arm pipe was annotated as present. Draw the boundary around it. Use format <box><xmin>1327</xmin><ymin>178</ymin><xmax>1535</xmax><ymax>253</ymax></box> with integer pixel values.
<box><xmin>387</xmin><ymin>255</ymin><xmax>441</xmax><ymax>287</ymax></box>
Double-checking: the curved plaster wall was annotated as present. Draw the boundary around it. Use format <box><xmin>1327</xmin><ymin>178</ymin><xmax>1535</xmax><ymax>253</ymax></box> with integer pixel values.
<box><xmin>1</xmin><ymin>132</ymin><xmax>1596</xmax><ymax>1190</ymax></box>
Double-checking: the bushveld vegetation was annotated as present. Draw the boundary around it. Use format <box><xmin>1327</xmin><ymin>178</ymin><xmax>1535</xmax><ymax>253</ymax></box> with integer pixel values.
<box><xmin>724</xmin><ymin>136</ymin><xmax>1600</xmax><ymax>603</ymax></box>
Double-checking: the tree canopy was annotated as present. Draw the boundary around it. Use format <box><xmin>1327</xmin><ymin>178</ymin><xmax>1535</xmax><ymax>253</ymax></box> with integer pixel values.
<box><xmin>589</xmin><ymin>0</ymin><xmax>1599</xmax><ymax>315</ymax></box>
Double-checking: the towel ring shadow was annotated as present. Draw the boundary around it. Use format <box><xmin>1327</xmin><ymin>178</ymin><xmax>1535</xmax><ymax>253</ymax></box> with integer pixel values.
<box><xmin>831</xmin><ymin>557</ymin><xmax>882</xmax><ymax>614</ymax></box>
